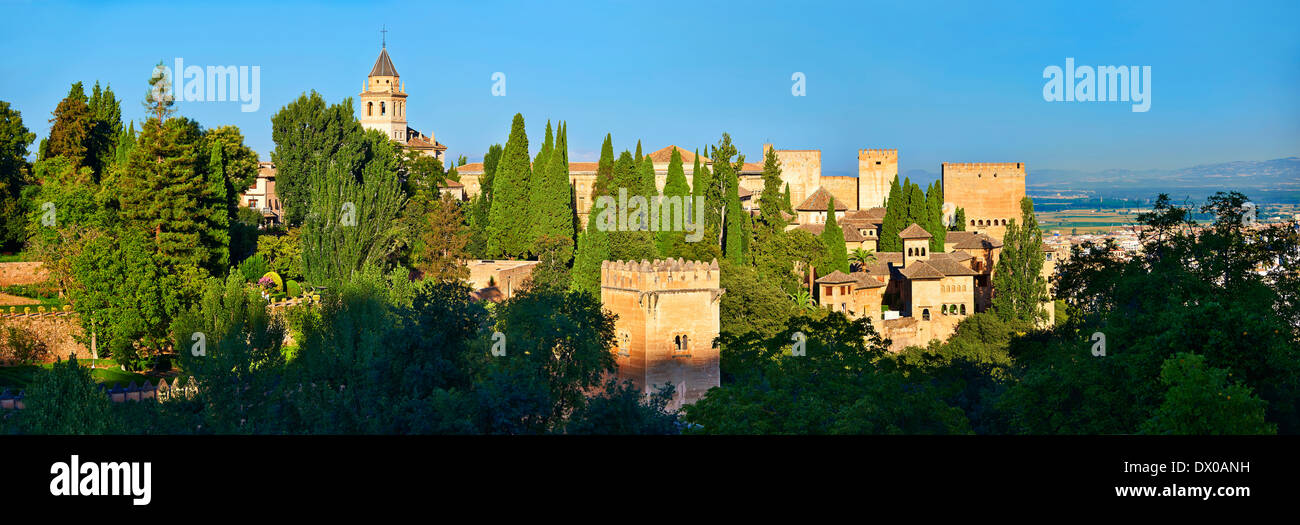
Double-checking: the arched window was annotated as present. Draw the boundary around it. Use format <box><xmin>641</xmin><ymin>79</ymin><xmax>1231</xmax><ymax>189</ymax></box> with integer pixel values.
<box><xmin>673</xmin><ymin>334</ymin><xmax>689</xmax><ymax>355</ymax></box>
<box><xmin>922</xmin><ymin>309</ymin><xmax>931</xmax><ymax>321</ymax></box>
<box><xmin>380</xmin><ymin>102</ymin><xmax>386</xmax><ymax>116</ymax></box>
<box><xmin>970</xmin><ymin>219</ymin><xmax>976</xmax><ymax>226</ymax></box>
<box><xmin>960</xmin><ymin>304</ymin><xmax>967</xmax><ymax>315</ymax></box>
<box><xmin>367</xmin><ymin>102</ymin><xmax>373</xmax><ymax>116</ymax></box>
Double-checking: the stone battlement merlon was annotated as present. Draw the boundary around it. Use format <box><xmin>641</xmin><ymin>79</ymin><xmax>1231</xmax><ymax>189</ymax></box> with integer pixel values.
<box><xmin>942</xmin><ymin>162</ymin><xmax>1025</xmax><ymax>170</ymax></box>
<box><xmin>859</xmin><ymin>149</ymin><xmax>898</xmax><ymax>157</ymax></box>
<box><xmin>600</xmin><ymin>258</ymin><xmax>720</xmax><ymax>291</ymax></box>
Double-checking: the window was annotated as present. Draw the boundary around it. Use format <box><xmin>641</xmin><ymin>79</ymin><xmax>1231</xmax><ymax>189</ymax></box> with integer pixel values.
<box><xmin>381</xmin><ymin>101</ymin><xmax>386</xmax><ymax>116</ymax></box>
<box><xmin>367</xmin><ymin>102</ymin><xmax>373</xmax><ymax>116</ymax></box>
<box><xmin>673</xmin><ymin>334</ymin><xmax>690</xmax><ymax>356</ymax></box>
<box><xmin>960</xmin><ymin>304</ymin><xmax>967</xmax><ymax>315</ymax></box>
<box><xmin>922</xmin><ymin>309</ymin><xmax>930</xmax><ymax>321</ymax></box>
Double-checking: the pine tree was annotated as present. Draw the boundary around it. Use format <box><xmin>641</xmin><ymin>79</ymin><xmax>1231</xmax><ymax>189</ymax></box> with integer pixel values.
<box><xmin>880</xmin><ymin>175</ymin><xmax>904</xmax><ymax>251</ymax></box>
<box><xmin>0</xmin><ymin>101</ymin><xmax>35</xmax><ymax>250</ymax></box>
<box><xmin>143</xmin><ymin>60</ymin><xmax>176</xmax><ymax>122</ymax></box>
<box><xmin>120</xmin><ymin>117</ymin><xmax>209</xmax><ymax>271</ymax></box>
<box><xmin>44</xmin><ymin>82</ymin><xmax>93</xmax><ymax>172</ymax></box>
<box><xmin>819</xmin><ymin>198</ymin><xmax>849</xmax><ymax>275</ymax></box>
<box><xmin>487</xmin><ymin>113</ymin><xmax>532</xmax><ymax>258</ymax></box>
<box><xmin>531</xmin><ymin>121</ymin><xmax>574</xmax><ymax>260</ymax></box>
<box><xmin>925</xmin><ymin>181</ymin><xmax>946</xmax><ymax>252</ymax></box>
<box><xmin>992</xmin><ymin>197</ymin><xmax>1048</xmax><ymax>324</ymax></box>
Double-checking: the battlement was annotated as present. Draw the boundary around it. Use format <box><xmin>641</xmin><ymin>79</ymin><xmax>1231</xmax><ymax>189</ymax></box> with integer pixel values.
<box><xmin>859</xmin><ymin>149</ymin><xmax>898</xmax><ymax>159</ymax></box>
<box><xmin>942</xmin><ymin>162</ymin><xmax>1025</xmax><ymax>172</ymax></box>
<box><xmin>601</xmin><ymin>258</ymin><xmax>721</xmax><ymax>292</ymax></box>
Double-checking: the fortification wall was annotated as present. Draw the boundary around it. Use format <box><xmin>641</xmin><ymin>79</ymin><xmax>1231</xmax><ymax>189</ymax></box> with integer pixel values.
<box><xmin>819</xmin><ymin>176</ymin><xmax>859</xmax><ymax>211</ymax></box>
<box><xmin>773</xmin><ymin>149</ymin><xmax>821</xmax><ymax>209</ymax></box>
<box><xmin>941</xmin><ymin>162</ymin><xmax>1026</xmax><ymax>242</ymax></box>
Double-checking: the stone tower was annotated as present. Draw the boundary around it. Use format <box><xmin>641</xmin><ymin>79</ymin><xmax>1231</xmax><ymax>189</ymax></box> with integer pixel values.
<box><xmin>941</xmin><ymin>162</ymin><xmax>1027</xmax><ymax>243</ymax></box>
<box><xmin>358</xmin><ymin>46</ymin><xmax>408</xmax><ymax>142</ymax></box>
<box><xmin>858</xmin><ymin>149</ymin><xmax>898</xmax><ymax>210</ymax></box>
<box><xmin>600</xmin><ymin>258</ymin><xmax>724</xmax><ymax>410</ymax></box>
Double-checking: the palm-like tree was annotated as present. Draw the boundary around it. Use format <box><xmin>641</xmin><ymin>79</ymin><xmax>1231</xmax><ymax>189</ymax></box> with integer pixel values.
<box><xmin>788</xmin><ymin>288</ymin><xmax>816</xmax><ymax>310</ymax></box>
<box><xmin>849</xmin><ymin>247</ymin><xmax>876</xmax><ymax>272</ymax></box>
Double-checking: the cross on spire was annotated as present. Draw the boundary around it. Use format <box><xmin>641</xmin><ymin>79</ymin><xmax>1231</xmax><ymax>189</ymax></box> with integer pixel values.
<box><xmin>380</xmin><ymin>25</ymin><xmax>388</xmax><ymax>48</ymax></box>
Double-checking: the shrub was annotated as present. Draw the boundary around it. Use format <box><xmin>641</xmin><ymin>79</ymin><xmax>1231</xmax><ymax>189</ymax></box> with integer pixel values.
<box><xmin>238</xmin><ymin>253</ymin><xmax>268</xmax><ymax>283</ymax></box>
<box><xmin>286</xmin><ymin>279</ymin><xmax>302</xmax><ymax>298</ymax></box>
<box><xmin>2</xmin><ymin>325</ymin><xmax>50</xmax><ymax>364</ymax></box>
<box><xmin>261</xmin><ymin>271</ymin><xmax>284</xmax><ymax>292</ymax></box>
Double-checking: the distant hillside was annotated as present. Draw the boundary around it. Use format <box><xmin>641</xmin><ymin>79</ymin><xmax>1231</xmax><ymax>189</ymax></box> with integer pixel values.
<box><xmin>1027</xmin><ymin>157</ymin><xmax>1300</xmax><ymax>203</ymax></box>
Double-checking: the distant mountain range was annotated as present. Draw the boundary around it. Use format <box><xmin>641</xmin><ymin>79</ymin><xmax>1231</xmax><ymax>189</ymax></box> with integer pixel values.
<box><xmin>1026</xmin><ymin>157</ymin><xmax>1300</xmax><ymax>203</ymax></box>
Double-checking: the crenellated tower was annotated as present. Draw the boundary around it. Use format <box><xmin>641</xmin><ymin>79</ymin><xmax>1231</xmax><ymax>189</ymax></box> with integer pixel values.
<box><xmin>600</xmin><ymin>258</ymin><xmax>724</xmax><ymax>410</ymax></box>
<box><xmin>858</xmin><ymin>149</ymin><xmax>898</xmax><ymax>210</ymax></box>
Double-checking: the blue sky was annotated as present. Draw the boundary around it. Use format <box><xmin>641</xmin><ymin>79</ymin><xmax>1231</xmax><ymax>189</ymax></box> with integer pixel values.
<box><xmin>3</xmin><ymin>0</ymin><xmax>1298</xmax><ymax>179</ymax></box>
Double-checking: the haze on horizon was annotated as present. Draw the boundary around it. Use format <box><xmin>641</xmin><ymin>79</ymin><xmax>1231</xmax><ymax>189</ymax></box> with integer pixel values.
<box><xmin>2</xmin><ymin>0</ymin><xmax>1297</xmax><ymax>178</ymax></box>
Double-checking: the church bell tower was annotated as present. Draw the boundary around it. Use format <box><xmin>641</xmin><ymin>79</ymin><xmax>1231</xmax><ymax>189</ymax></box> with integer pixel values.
<box><xmin>359</xmin><ymin>39</ymin><xmax>408</xmax><ymax>143</ymax></box>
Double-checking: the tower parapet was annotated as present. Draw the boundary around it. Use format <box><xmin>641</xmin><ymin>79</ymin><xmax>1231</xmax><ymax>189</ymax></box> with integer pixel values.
<box><xmin>941</xmin><ymin>162</ymin><xmax>1027</xmax><ymax>242</ymax></box>
<box><xmin>600</xmin><ymin>258</ymin><xmax>724</xmax><ymax>410</ymax></box>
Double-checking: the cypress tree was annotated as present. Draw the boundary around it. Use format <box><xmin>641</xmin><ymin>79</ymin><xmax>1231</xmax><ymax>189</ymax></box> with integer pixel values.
<box><xmin>925</xmin><ymin>181</ymin><xmax>946</xmax><ymax>251</ymax></box>
<box><xmin>87</xmin><ymin>81</ymin><xmax>122</xmax><ymax>178</ymax></box>
<box><xmin>570</xmin><ymin>226</ymin><xmax>610</xmax><ymax>296</ymax></box>
<box><xmin>44</xmin><ymin>82</ymin><xmax>93</xmax><ymax>172</ymax></box>
<box><xmin>531</xmin><ymin>121</ymin><xmax>574</xmax><ymax>260</ymax></box>
<box><xmin>819</xmin><ymin>198</ymin><xmax>849</xmax><ymax>274</ymax></box>
<box><xmin>758</xmin><ymin>146</ymin><xmax>785</xmax><ymax>229</ymax></box>
<box><xmin>634</xmin><ymin>140</ymin><xmax>643</xmax><ymax>166</ymax></box>
<box><xmin>782</xmin><ymin>182</ymin><xmax>792</xmax><ymax>214</ymax></box>
<box><xmin>527</xmin><ymin>120</ymin><xmax>555</xmax><ymax>250</ymax></box>
<box><xmin>606</xmin><ymin>151</ymin><xmax>655</xmax><ymax>261</ymax></box>
<box><xmin>656</xmin><ymin>148</ymin><xmax>690</xmax><ymax>257</ymax></box>
<box><xmin>880</xmin><ymin>175</ymin><xmax>904</xmax><ymax>251</ymax></box>
<box><xmin>487</xmin><ymin>113</ymin><xmax>532</xmax><ymax>258</ymax></box>
<box><xmin>905</xmin><ymin>179</ymin><xmax>927</xmax><ymax>232</ymax></box>
<box><xmin>952</xmin><ymin>207</ymin><xmax>967</xmax><ymax>231</ymax></box>
<box><xmin>204</xmin><ymin>141</ymin><xmax>232</xmax><ymax>272</ymax></box>
<box><xmin>466</xmin><ymin>143</ymin><xmax>502</xmax><ymax>258</ymax></box>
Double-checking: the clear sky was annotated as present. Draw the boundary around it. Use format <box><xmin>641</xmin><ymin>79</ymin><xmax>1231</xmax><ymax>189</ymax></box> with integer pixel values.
<box><xmin>3</xmin><ymin>0</ymin><xmax>1298</xmax><ymax>178</ymax></box>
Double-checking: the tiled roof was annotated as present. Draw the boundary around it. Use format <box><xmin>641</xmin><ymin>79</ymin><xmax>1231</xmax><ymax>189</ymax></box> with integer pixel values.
<box><xmin>645</xmin><ymin>145</ymin><xmax>709</xmax><ymax>164</ymax></box>
<box><xmin>815</xmin><ymin>270</ymin><xmax>855</xmax><ymax>284</ymax></box>
<box><xmin>866</xmin><ymin>252</ymin><xmax>903</xmax><ymax>276</ymax></box>
<box><xmin>950</xmin><ymin>231</ymin><xmax>1003</xmax><ymax>249</ymax></box>
<box><xmin>795</xmin><ymin>187</ymin><xmax>849</xmax><ymax>212</ymax></box>
<box><xmin>797</xmin><ymin>223</ymin><xmax>865</xmax><ymax>242</ymax></box>
<box><xmin>899</xmin><ymin>223</ymin><xmax>933</xmax><ymax>239</ymax></box>
<box><xmin>852</xmin><ymin>271</ymin><xmax>886</xmax><ymax>289</ymax></box>
<box><xmin>899</xmin><ymin>260</ymin><xmax>945</xmax><ymax>279</ymax></box>
<box><xmin>369</xmin><ymin>47</ymin><xmax>399</xmax><ymax>77</ymax></box>
<box><xmin>949</xmin><ymin>250</ymin><xmax>974</xmax><ymax>262</ymax></box>
<box><xmin>925</xmin><ymin>253</ymin><xmax>978</xmax><ymax>276</ymax></box>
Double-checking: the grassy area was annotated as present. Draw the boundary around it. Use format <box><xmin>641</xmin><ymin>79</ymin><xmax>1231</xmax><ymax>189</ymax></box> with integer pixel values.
<box><xmin>0</xmin><ymin>360</ymin><xmax>151</xmax><ymax>392</ymax></box>
<box><xmin>0</xmin><ymin>252</ymin><xmax>33</xmax><ymax>263</ymax></box>
<box><xmin>1036</xmin><ymin>209</ymin><xmax>1140</xmax><ymax>234</ymax></box>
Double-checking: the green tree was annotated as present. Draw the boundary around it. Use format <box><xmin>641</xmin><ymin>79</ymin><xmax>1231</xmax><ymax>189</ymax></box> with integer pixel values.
<box><xmin>301</xmin><ymin>129</ymin><xmax>408</xmax><ymax>285</ymax></box>
<box><xmin>203</xmin><ymin>141</ymin><xmax>232</xmax><ymax>272</ymax></box>
<box><xmin>87</xmin><ymin>81</ymin><xmax>123</xmax><ymax>178</ymax></box>
<box><xmin>925</xmin><ymin>181</ymin><xmax>946</xmax><ymax>251</ymax></box>
<box><xmin>270</xmin><ymin>91</ymin><xmax>364</xmax><ymax>226</ymax></box>
<box><xmin>466</xmin><ymin>143</ymin><xmax>503</xmax><ymax>257</ymax></box>
<box><xmin>992</xmin><ymin>197</ymin><xmax>1047</xmax><ymax>324</ymax></box>
<box><xmin>43</xmin><ymin>82</ymin><xmax>93</xmax><ymax>171</ymax></box>
<box><xmin>0</xmin><ymin>101</ymin><xmax>35</xmax><ymax>250</ymax></box>
<box><xmin>879</xmin><ymin>175</ymin><xmax>903</xmax><ymax>251</ymax></box>
<box><xmin>1140</xmin><ymin>353</ymin><xmax>1275</xmax><ymax>435</ymax></box>
<box><xmin>530</xmin><ymin>121</ymin><xmax>574</xmax><ymax>257</ymax></box>
<box><xmin>951</xmin><ymin>207</ymin><xmax>967</xmax><ymax>231</ymax></box>
<box><xmin>818</xmin><ymin>199</ymin><xmax>849</xmax><ymax>275</ymax></box>
<box><xmin>20</xmin><ymin>357</ymin><xmax>118</xmax><ymax>434</ymax></box>
<box><xmin>605</xmin><ymin>151</ymin><xmax>656</xmax><ymax>262</ymax></box>
<box><xmin>655</xmin><ymin>147</ymin><xmax>691</xmax><ymax>257</ymax></box>
<box><xmin>487</xmin><ymin>113</ymin><xmax>532</xmax><ymax>258</ymax></box>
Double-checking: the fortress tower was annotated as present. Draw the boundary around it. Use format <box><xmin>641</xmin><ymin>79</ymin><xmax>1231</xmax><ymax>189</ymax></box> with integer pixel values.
<box><xmin>858</xmin><ymin>149</ymin><xmax>898</xmax><ymax>210</ymax></box>
<box><xmin>767</xmin><ymin>144</ymin><xmax>822</xmax><ymax>209</ymax></box>
<box><xmin>600</xmin><ymin>258</ymin><xmax>724</xmax><ymax>410</ymax></box>
<box><xmin>941</xmin><ymin>162</ymin><xmax>1027</xmax><ymax>242</ymax></box>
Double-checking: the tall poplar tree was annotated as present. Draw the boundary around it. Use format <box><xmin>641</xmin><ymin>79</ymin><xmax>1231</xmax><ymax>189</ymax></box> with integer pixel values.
<box><xmin>487</xmin><ymin>113</ymin><xmax>532</xmax><ymax>258</ymax></box>
<box><xmin>993</xmin><ymin>197</ymin><xmax>1048</xmax><ymax>324</ymax></box>
<box><xmin>204</xmin><ymin>142</ymin><xmax>232</xmax><ymax>272</ymax></box>
<box><xmin>270</xmin><ymin>92</ymin><xmax>365</xmax><ymax>226</ymax></box>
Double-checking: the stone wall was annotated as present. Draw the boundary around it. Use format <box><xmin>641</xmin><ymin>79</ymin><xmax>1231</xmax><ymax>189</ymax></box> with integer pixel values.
<box><xmin>857</xmin><ymin>149</ymin><xmax>898</xmax><ymax>210</ymax></box>
<box><xmin>819</xmin><ymin>176</ymin><xmax>859</xmax><ymax>211</ymax></box>
<box><xmin>773</xmin><ymin>148</ymin><xmax>821</xmax><ymax>210</ymax></box>
<box><xmin>0</xmin><ymin>312</ymin><xmax>88</xmax><ymax>362</ymax></box>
